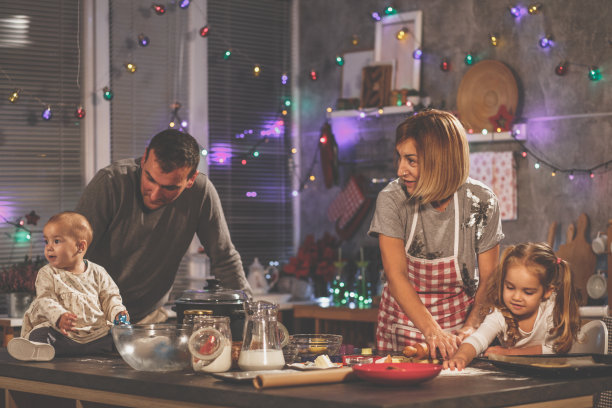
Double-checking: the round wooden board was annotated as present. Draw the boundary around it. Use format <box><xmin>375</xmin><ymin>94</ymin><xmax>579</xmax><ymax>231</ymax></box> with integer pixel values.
<box><xmin>457</xmin><ymin>60</ymin><xmax>518</xmax><ymax>132</ymax></box>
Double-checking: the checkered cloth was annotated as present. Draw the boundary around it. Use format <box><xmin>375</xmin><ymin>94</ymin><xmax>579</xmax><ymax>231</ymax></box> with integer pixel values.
<box><xmin>327</xmin><ymin>177</ymin><xmax>365</xmax><ymax>229</ymax></box>
<box><xmin>376</xmin><ymin>256</ymin><xmax>472</xmax><ymax>352</ymax></box>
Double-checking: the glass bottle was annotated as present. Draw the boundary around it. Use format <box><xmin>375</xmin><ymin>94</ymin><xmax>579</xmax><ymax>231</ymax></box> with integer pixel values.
<box><xmin>238</xmin><ymin>301</ymin><xmax>285</xmax><ymax>371</ymax></box>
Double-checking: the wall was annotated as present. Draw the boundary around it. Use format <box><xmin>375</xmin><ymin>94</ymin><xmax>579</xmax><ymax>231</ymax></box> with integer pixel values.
<box><xmin>297</xmin><ymin>0</ymin><xmax>611</xmax><ymax>269</ymax></box>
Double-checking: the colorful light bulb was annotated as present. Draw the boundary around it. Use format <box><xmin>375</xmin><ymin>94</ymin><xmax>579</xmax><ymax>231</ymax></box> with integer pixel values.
<box><xmin>309</xmin><ymin>69</ymin><xmax>317</xmax><ymax>81</ymax></box>
<box><xmin>223</xmin><ymin>50</ymin><xmax>231</xmax><ymax>59</ymax></box>
<box><xmin>41</xmin><ymin>106</ymin><xmax>52</xmax><ymax>120</ymax></box>
<box><xmin>555</xmin><ymin>62</ymin><xmax>568</xmax><ymax>76</ymax></box>
<box><xmin>138</xmin><ymin>33</ymin><xmax>149</xmax><ymax>47</ymax></box>
<box><xmin>588</xmin><ymin>66</ymin><xmax>602</xmax><ymax>81</ymax></box>
<box><xmin>539</xmin><ymin>35</ymin><xmax>553</xmax><ymax>48</ymax></box>
<box><xmin>102</xmin><ymin>86</ymin><xmax>113</xmax><ymax>100</ymax></box>
<box><xmin>396</xmin><ymin>27</ymin><xmax>408</xmax><ymax>40</ymax></box>
<box><xmin>528</xmin><ymin>3</ymin><xmax>542</xmax><ymax>14</ymax></box>
<box><xmin>253</xmin><ymin>65</ymin><xmax>261</xmax><ymax>77</ymax></box>
<box><xmin>352</xmin><ymin>34</ymin><xmax>359</xmax><ymax>46</ymax></box>
<box><xmin>8</xmin><ymin>88</ymin><xmax>21</xmax><ymax>103</ymax></box>
<box><xmin>319</xmin><ymin>135</ymin><xmax>328</xmax><ymax>144</ymax></box>
<box><xmin>489</xmin><ymin>33</ymin><xmax>499</xmax><ymax>46</ymax></box>
<box><xmin>509</xmin><ymin>6</ymin><xmax>521</xmax><ymax>18</ymax></box>
<box><xmin>281</xmin><ymin>73</ymin><xmax>288</xmax><ymax>85</ymax></box>
<box><xmin>384</xmin><ymin>6</ymin><xmax>397</xmax><ymax>15</ymax></box>
<box><xmin>412</xmin><ymin>48</ymin><xmax>423</xmax><ymax>59</ymax></box>
<box><xmin>179</xmin><ymin>0</ymin><xmax>190</xmax><ymax>9</ymax></box>
<box><xmin>568</xmin><ymin>172</ymin><xmax>574</xmax><ymax>180</ymax></box>
<box><xmin>199</xmin><ymin>26</ymin><xmax>209</xmax><ymax>37</ymax></box>
<box><xmin>440</xmin><ymin>58</ymin><xmax>451</xmax><ymax>72</ymax></box>
<box><xmin>465</xmin><ymin>52</ymin><xmax>474</xmax><ymax>65</ymax></box>
<box><xmin>335</xmin><ymin>56</ymin><xmax>344</xmax><ymax>66</ymax></box>
<box><xmin>75</xmin><ymin>106</ymin><xmax>86</xmax><ymax>119</ymax></box>
<box><xmin>125</xmin><ymin>63</ymin><xmax>137</xmax><ymax>73</ymax></box>
<box><xmin>153</xmin><ymin>4</ymin><xmax>166</xmax><ymax>15</ymax></box>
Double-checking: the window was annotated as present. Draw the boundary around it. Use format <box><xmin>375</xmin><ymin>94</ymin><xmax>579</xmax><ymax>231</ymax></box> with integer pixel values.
<box><xmin>0</xmin><ymin>0</ymin><xmax>81</xmax><ymax>265</ymax></box>
<box><xmin>207</xmin><ymin>0</ymin><xmax>293</xmax><ymax>268</ymax></box>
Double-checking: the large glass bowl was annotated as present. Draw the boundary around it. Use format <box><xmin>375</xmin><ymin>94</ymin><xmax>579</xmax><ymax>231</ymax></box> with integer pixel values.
<box><xmin>111</xmin><ymin>324</ymin><xmax>191</xmax><ymax>372</ymax></box>
<box><xmin>288</xmin><ymin>334</ymin><xmax>343</xmax><ymax>363</ymax></box>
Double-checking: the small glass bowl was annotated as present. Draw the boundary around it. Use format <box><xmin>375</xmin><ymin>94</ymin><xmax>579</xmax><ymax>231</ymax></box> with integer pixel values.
<box><xmin>288</xmin><ymin>334</ymin><xmax>343</xmax><ymax>363</ymax></box>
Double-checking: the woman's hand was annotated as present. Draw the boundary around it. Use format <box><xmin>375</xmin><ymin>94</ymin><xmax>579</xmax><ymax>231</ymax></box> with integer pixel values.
<box><xmin>423</xmin><ymin>328</ymin><xmax>461</xmax><ymax>360</ymax></box>
<box><xmin>57</xmin><ymin>312</ymin><xmax>78</xmax><ymax>335</ymax></box>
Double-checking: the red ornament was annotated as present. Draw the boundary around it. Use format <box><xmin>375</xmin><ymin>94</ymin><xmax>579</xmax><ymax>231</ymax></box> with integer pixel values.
<box><xmin>440</xmin><ymin>58</ymin><xmax>451</xmax><ymax>72</ymax></box>
<box><xmin>75</xmin><ymin>106</ymin><xmax>86</xmax><ymax>119</ymax></box>
<box><xmin>488</xmin><ymin>105</ymin><xmax>515</xmax><ymax>132</ymax></box>
<box><xmin>555</xmin><ymin>62</ymin><xmax>568</xmax><ymax>76</ymax></box>
<box><xmin>153</xmin><ymin>4</ymin><xmax>166</xmax><ymax>15</ymax></box>
<box><xmin>199</xmin><ymin>25</ymin><xmax>209</xmax><ymax>37</ymax></box>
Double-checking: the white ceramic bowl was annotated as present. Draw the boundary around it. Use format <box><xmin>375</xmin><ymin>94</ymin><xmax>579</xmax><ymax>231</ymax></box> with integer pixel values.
<box><xmin>111</xmin><ymin>324</ymin><xmax>191</xmax><ymax>372</ymax></box>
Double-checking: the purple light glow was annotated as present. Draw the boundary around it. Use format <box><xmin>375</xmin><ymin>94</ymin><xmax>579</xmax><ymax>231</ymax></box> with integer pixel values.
<box><xmin>246</xmin><ymin>191</ymin><xmax>258</xmax><ymax>197</ymax></box>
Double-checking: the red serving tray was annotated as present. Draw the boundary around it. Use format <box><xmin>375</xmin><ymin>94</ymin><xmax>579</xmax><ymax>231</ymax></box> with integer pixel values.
<box><xmin>352</xmin><ymin>362</ymin><xmax>442</xmax><ymax>386</ymax></box>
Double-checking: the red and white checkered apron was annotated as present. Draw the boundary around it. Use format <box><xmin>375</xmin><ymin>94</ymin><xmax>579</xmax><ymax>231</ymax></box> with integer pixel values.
<box><xmin>377</xmin><ymin>193</ymin><xmax>473</xmax><ymax>352</ymax></box>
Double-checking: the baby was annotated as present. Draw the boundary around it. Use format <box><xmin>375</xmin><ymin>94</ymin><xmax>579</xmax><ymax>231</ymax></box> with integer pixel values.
<box><xmin>7</xmin><ymin>211</ymin><xmax>129</xmax><ymax>361</ymax></box>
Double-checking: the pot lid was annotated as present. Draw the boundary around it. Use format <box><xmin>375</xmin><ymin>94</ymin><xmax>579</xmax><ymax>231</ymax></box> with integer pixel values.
<box><xmin>456</xmin><ymin>60</ymin><xmax>518</xmax><ymax>133</ymax></box>
<box><xmin>178</xmin><ymin>278</ymin><xmax>248</xmax><ymax>303</ymax></box>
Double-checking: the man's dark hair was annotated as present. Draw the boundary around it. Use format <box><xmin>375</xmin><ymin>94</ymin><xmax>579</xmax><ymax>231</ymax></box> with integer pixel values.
<box><xmin>145</xmin><ymin>129</ymin><xmax>200</xmax><ymax>178</ymax></box>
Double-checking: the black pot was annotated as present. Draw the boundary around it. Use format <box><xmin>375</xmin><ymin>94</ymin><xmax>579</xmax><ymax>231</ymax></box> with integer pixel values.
<box><xmin>173</xmin><ymin>279</ymin><xmax>247</xmax><ymax>341</ymax></box>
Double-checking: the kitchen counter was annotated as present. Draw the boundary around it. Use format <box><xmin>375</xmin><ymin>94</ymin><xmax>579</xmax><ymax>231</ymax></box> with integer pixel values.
<box><xmin>0</xmin><ymin>350</ymin><xmax>610</xmax><ymax>408</ymax></box>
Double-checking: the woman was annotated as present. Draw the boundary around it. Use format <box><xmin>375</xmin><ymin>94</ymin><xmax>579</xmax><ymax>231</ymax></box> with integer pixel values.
<box><xmin>368</xmin><ymin>109</ymin><xmax>504</xmax><ymax>359</ymax></box>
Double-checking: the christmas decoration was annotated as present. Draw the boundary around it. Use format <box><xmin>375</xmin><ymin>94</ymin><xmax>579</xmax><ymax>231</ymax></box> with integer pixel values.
<box><xmin>309</xmin><ymin>69</ymin><xmax>318</xmax><ymax>81</ymax></box>
<box><xmin>138</xmin><ymin>33</ymin><xmax>150</xmax><ymax>47</ymax></box>
<box><xmin>464</xmin><ymin>52</ymin><xmax>475</xmax><ymax>65</ymax></box>
<box><xmin>508</xmin><ymin>6</ymin><xmax>522</xmax><ymax>18</ymax></box>
<box><xmin>75</xmin><ymin>106</ymin><xmax>86</xmax><ymax>119</ymax></box>
<box><xmin>153</xmin><ymin>4</ymin><xmax>166</xmax><ymax>15</ymax></box>
<box><xmin>440</xmin><ymin>58</ymin><xmax>451</xmax><ymax>71</ymax></box>
<box><xmin>528</xmin><ymin>3</ymin><xmax>542</xmax><ymax>14</ymax></box>
<box><xmin>8</xmin><ymin>89</ymin><xmax>20</xmax><ymax>103</ymax></box>
<box><xmin>199</xmin><ymin>26</ymin><xmax>210</xmax><ymax>37</ymax></box>
<box><xmin>223</xmin><ymin>50</ymin><xmax>231</xmax><ymax>59</ymax></box>
<box><xmin>539</xmin><ymin>35</ymin><xmax>553</xmax><ymax>48</ymax></box>
<box><xmin>488</xmin><ymin>105</ymin><xmax>515</xmax><ymax>132</ymax></box>
<box><xmin>102</xmin><ymin>86</ymin><xmax>113</xmax><ymax>100</ymax></box>
<box><xmin>396</xmin><ymin>27</ymin><xmax>408</xmax><ymax>40</ymax></box>
<box><xmin>555</xmin><ymin>62</ymin><xmax>568</xmax><ymax>76</ymax></box>
<box><xmin>327</xmin><ymin>175</ymin><xmax>372</xmax><ymax>240</ymax></box>
<box><xmin>25</xmin><ymin>211</ymin><xmax>40</xmax><ymax>225</ymax></box>
<box><xmin>253</xmin><ymin>65</ymin><xmax>261</xmax><ymax>77</ymax></box>
<box><xmin>335</xmin><ymin>56</ymin><xmax>344</xmax><ymax>66</ymax></box>
<box><xmin>41</xmin><ymin>106</ymin><xmax>52</xmax><ymax>120</ymax></box>
<box><xmin>318</xmin><ymin>122</ymin><xmax>338</xmax><ymax>188</ymax></box>
<box><xmin>489</xmin><ymin>33</ymin><xmax>499</xmax><ymax>46</ymax></box>
<box><xmin>125</xmin><ymin>62</ymin><xmax>137</xmax><ymax>73</ymax></box>
<box><xmin>412</xmin><ymin>48</ymin><xmax>422</xmax><ymax>59</ymax></box>
<box><xmin>588</xmin><ymin>66</ymin><xmax>602</xmax><ymax>81</ymax></box>
<box><xmin>179</xmin><ymin>0</ymin><xmax>190</xmax><ymax>9</ymax></box>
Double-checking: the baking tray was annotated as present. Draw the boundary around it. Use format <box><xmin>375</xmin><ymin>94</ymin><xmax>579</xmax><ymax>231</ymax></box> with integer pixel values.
<box><xmin>479</xmin><ymin>354</ymin><xmax>612</xmax><ymax>378</ymax></box>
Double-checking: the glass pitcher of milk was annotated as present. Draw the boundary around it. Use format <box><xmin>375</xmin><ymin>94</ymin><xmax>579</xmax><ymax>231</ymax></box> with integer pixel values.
<box><xmin>238</xmin><ymin>300</ymin><xmax>285</xmax><ymax>371</ymax></box>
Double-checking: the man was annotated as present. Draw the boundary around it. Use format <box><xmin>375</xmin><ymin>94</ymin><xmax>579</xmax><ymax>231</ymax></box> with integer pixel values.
<box><xmin>76</xmin><ymin>129</ymin><xmax>250</xmax><ymax>323</ymax></box>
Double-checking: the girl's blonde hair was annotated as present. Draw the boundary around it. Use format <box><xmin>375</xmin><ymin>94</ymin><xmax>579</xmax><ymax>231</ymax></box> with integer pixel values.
<box><xmin>485</xmin><ymin>242</ymin><xmax>581</xmax><ymax>353</ymax></box>
<box><xmin>395</xmin><ymin>109</ymin><xmax>470</xmax><ymax>204</ymax></box>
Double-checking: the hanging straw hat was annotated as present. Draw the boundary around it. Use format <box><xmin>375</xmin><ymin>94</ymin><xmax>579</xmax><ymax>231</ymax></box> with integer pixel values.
<box><xmin>456</xmin><ymin>60</ymin><xmax>518</xmax><ymax>133</ymax></box>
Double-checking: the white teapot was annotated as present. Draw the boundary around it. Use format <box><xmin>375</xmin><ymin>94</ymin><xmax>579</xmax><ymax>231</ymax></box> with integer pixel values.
<box><xmin>247</xmin><ymin>258</ymin><xmax>279</xmax><ymax>295</ymax></box>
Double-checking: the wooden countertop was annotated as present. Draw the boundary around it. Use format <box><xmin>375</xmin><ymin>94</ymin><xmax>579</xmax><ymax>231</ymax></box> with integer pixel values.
<box><xmin>0</xmin><ymin>350</ymin><xmax>609</xmax><ymax>408</ymax></box>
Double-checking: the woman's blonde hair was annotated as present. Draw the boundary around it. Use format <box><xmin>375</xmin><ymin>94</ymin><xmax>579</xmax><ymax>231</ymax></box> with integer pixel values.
<box><xmin>484</xmin><ymin>242</ymin><xmax>581</xmax><ymax>353</ymax></box>
<box><xmin>395</xmin><ymin>109</ymin><xmax>470</xmax><ymax>204</ymax></box>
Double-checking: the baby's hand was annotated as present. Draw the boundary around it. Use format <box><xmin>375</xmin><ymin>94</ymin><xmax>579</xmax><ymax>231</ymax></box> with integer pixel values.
<box><xmin>57</xmin><ymin>312</ymin><xmax>78</xmax><ymax>335</ymax></box>
<box><xmin>114</xmin><ymin>310</ymin><xmax>130</xmax><ymax>325</ymax></box>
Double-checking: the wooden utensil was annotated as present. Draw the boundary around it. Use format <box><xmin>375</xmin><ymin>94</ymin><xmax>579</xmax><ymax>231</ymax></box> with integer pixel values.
<box><xmin>555</xmin><ymin>213</ymin><xmax>597</xmax><ymax>306</ymax></box>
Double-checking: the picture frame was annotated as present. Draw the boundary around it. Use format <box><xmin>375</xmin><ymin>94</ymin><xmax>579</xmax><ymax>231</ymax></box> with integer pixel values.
<box><xmin>341</xmin><ymin>49</ymin><xmax>374</xmax><ymax>99</ymax></box>
<box><xmin>374</xmin><ymin>10</ymin><xmax>422</xmax><ymax>92</ymax></box>
<box><xmin>361</xmin><ymin>63</ymin><xmax>393</xmax><ymax>108</ymax></box>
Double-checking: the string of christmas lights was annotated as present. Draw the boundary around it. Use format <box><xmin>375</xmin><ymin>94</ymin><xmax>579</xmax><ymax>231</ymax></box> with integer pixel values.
<box><xmin>511</xmin><ymin>131</ymin><xmax>612</xmax><ymax>179</ymax></box>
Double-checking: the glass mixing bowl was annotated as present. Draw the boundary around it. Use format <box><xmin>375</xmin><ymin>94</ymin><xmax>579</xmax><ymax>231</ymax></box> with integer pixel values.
<box><xmin>111</xmin><ymin>324</ymin><xmax>191</xmax><ymax>372</ymax></box>
<box><xmin>288</xmin><ymin>334</ymin><xmax>343</xmax><ymax>363</ymax></box>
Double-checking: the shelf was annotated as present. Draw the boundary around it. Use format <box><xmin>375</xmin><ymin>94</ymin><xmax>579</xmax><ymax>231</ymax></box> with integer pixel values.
<box><xmin>327</xmin><ymin>105</ymin><xmax>413</xmax><ymax>119</ymax></box>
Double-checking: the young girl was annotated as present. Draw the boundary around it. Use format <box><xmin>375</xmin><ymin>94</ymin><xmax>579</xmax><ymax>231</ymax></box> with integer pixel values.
<box><xmin>444</xmin><ymin>242</ymin><xmax>581</xmax><ymax>370</ymax></box>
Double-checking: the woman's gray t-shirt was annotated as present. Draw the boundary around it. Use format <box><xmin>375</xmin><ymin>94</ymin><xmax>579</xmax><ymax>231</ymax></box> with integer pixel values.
<box><xmin>368</xmin><ymin>177</ymin><xmax>504</xmax><ymax>293</ymax></box>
